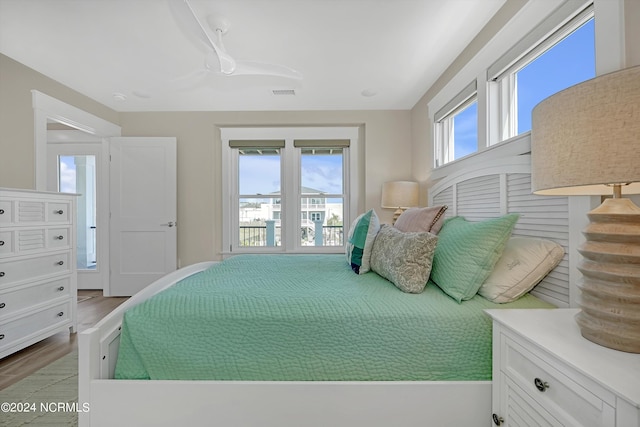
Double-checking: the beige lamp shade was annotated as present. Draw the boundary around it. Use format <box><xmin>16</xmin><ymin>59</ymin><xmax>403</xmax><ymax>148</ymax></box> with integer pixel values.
<box><xmin>531</xmin><ymin>66</ymin><xmax>640</xmax><ymax>353</ymax></box>
<box><xmin>381</xmin><ymin>181</ymin><xmax>419</xmax><ymax>209</ymax></box>
<box><xmin>531</xmin><ymin>65</ymin><xmax>640</xmax><ymax>196</ymax></box>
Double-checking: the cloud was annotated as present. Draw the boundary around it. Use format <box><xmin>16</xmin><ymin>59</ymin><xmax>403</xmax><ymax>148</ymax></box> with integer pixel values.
<box><xmin>59</xmin><ymin>158</ymin><xmax>76</xmax><ymax>193</ymax></box>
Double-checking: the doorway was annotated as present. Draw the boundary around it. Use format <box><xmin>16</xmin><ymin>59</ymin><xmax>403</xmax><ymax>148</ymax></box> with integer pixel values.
<box><xmin>46</xmin><ymin>135</ymin><xmax>109</xmax><ymax>290</ymax></box>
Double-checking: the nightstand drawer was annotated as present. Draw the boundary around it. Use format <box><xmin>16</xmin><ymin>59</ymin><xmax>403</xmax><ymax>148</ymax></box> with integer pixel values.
<box><xmin>0</xmin><ymin>251</ymin><xmax>71</xmax><ymax>286</ymax></box>
<box><xmin>502</xmin><ymin>374</ymin><xmax>560</xmax><ymax>426</ymax></box>
<box><xmin>0</xmin><ymin>277</ymin><xmax>71</xmax><ymax>318</ymax></box>
<box><xmin>0</xmin><ymin>300</ymin><xmax>71</xmax><ymax>352</ymax></box>
<box><xmin>502</xmin><ymin>335</ymin><xmax>615</xmax><ymax>427</ymax></box>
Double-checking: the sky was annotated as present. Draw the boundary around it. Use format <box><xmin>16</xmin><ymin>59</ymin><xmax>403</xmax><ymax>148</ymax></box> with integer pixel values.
<box><xmin>239</xmin><ymin>151</ymin><xmax>343</xmax><ymax>196</ymax></box>
<box><xmin>454</xmin><ymin>18</ymin><xmax>595</xmax><ymax>160</ymax></box>
<box><xmin>59</xmin><ymin>156</ymin><xmax>78</xmax><ymax>193</ymax></box>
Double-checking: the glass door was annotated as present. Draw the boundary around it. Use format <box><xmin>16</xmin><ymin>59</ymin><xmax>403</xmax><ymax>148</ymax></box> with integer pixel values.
<box><xmin>59</xmin><ymin>155</ymin><xmax>97</xmax><ymax>271</ymax></box>
<box><xmin>47</xmin><ymin>139</ymin><xmax>108</xmax><ymax>291</ymax></box>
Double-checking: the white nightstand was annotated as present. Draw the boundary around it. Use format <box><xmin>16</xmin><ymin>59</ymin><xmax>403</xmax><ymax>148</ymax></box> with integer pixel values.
<box><xmin>486</xmin><ymin>309</ymin><xmax>640</xmax><ymax>427</ymax></box>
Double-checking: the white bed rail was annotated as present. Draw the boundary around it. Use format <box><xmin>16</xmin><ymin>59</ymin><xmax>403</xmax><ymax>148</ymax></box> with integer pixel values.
<box><xmin>78</xmin><ymin>262</ymin><xmax>216</xmax><ymax>426</ymax></box>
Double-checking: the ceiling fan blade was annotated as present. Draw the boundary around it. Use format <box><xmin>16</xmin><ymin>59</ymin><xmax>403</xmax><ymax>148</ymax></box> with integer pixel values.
<box><xmin>232</xmin><ymin>61</ymin><xmax>303</xmax><ymax>80</ymax></box>
<box><xmin>167</xmin><ymin>0</ymin><xmax>236</xmax><ymax>74</ymax></box>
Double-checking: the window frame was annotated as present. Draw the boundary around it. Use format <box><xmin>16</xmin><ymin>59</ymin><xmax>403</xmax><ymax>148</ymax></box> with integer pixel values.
<box><xmin>489</xmin><ymin>4</ymin><xmax>595</xmax><ymax>144</ymax></box>
<box><xmin>430</xmin><ymin>0</ymin><xmax>596</xmax><ymax>170</ymax></box>
<box><xmin>433</xmin><ymin>84</ymin><xmax>478</xmax><ymax>167</ymax></box>
<box><xmin>221</xmin><ymin>126</ymin><xmax>359</xmax><ymax>256</ymax></box>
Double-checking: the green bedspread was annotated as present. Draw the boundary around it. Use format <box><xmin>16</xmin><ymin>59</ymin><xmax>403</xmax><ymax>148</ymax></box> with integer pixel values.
<box><xmin>114</xmin><ymin>254</ymin><xmax>553</xmax><ymax>381</ymax></box>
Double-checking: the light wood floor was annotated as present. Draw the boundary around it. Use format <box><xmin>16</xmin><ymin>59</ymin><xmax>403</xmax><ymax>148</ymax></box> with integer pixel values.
<box><xmin>0</xmin><ymin>290</ymin><xmax>128</xmax><ymax>390</ymax></box>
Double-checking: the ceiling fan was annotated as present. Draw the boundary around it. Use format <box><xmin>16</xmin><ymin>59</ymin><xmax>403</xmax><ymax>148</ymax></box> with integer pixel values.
<box><xmin>168</xmin><ymin>0</ymin><xmax>303</xmax><ymax>82</ymax></box>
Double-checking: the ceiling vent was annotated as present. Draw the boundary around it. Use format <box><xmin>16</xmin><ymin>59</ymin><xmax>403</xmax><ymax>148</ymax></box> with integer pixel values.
<box><xmin>272</xmin><ymin>89</ymin><xmax>296</xmax><ymax>96</ymax></box>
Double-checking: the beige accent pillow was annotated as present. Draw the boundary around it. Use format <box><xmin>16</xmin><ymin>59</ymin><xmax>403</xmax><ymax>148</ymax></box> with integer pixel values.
<box><xmin>394</xmin><ymin>205</ymin><xmax>448</xmax><ymax>234</ymax></box>
<box><xmin>478</xmin><ymin>237</ymin><xmax>565</xmax><ymax>303</ymax></box>
<box><xmin>370</xmin><ymin>224</ymin><xmax>438</xmax><ymax>294</ymax></box>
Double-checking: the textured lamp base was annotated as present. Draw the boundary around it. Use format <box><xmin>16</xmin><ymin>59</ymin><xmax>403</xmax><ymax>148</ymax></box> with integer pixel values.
<box><xmin>575</xmin><ymin>198</ymin><xmax>640</xmax><ymax>353</ymax></box>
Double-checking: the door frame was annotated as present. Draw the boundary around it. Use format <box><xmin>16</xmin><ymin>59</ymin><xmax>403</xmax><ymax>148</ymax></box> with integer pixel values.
<box><xmin>33</xmin><ymin>90</ymin><xmax>122</xmax><ymax>191</ymax></box>
<box><xmin>33</xmin><ymin>91</ymin><xmax>121</xmax><ymax>292</ymax></box>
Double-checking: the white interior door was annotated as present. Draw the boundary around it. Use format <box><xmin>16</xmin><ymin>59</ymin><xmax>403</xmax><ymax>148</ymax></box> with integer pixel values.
<box><xmin>109</xmin><ymin>137</ymin><xmax>177</xmax><ymax>296</ymax></box>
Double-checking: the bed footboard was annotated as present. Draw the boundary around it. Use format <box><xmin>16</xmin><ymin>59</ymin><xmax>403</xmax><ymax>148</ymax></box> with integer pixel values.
<box><xmin>78</xmin><ymin>261</ymin><xmax>216</xmax><ymax>426</ymax></box>
<box><xmin>84</xmin><ymin>379</ymin><xmax>491</xmax><ymax>427</ymax></box>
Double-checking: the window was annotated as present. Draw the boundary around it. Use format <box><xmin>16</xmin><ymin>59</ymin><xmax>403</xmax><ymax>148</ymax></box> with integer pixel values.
<box><xmin>432</xmin><ymin>2</ymin><xmax>595</xmax><ymax>168</ymax></box>
<box><xmin>222</xmin><ymin>127</ymin><xmax>359</xmax><ymax>254</ymax></box>
<box><xmin>490</xmin><ymin>5</ymin><xmax>595</xmax><ymax>142</ymax></box>
<box><xmin>434</xmin><ymin>81</ymin><xmax>478</xmax><ymax>167</ymax></box>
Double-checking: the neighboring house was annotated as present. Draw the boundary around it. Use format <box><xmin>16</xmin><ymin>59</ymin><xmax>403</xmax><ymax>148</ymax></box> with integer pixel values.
<box><xmin>239</xmin><ymin>187</ymin><xmax>344</xmax><ymax>247</ymax></box>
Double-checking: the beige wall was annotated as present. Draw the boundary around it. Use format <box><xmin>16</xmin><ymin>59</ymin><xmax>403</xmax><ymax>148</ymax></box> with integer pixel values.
<box><xmin>0</xmin><ymin>54</ymin><xmax>120</xmax><ymax>189</ymax></box>
<box><xmin>119</xmin><ymin>110</ymin><xmax>411</xmax><ymax>265</ymax></box>
<box><xmin>0</xmin><ymin>53</ymin><xmax>413</xmax><ymax>265</ymax></box>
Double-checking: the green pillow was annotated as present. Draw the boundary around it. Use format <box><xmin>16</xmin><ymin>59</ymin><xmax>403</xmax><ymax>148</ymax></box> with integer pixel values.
<box><xmin>345</xmin><ymin>209</ymin><xmax>380</xmax><ymax>274</ymax></box>
<box><xmin>430</xmin><ymin>214</ymin><xmax>519</xmax><ymax>303</ymax></box>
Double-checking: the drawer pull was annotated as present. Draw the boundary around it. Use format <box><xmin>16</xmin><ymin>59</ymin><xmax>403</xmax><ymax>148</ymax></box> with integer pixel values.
<box><xmin>56</xmin><ymin>261</ymin><xmax>64</xmax><ymax>266</ymax></box>
<box><xmin>0</xmin><ymin>240</ymin><xmax>4</xmax><ymax>246</ymax></box>
<box><xmin>57</xmin><ymin>312</ymin><xmax>64</xmax><ymax>317</ymax></box>
<box><xmin>0</xmin><ymin>209</ymin><xmax>4</xmax><ymax>214</ymax></box>
<box><xmin>0</xmin><ymin>334</ymin><xmax>4</xmax><ymax>340</ymax></box>
<box><xmin>0</xmin><ymin>272</ymin><xmax>4</xmax><ymax>277</ymax></box>
<box><xmin>55</xmin><ymin>235</ymin><xmax>64</xmax><ymax>240</ymax></box>
<box><xmin>58</xmin><ymin>286</ymin><xmax>65</xmax><ymax>291</ymax></box>
<box><xmin>534</xmin><ymin>377</ymin><xmax>549</xmax><ymax>392</ymax></box>
<box><xmin>54</xmin><ymin>209</ymin><xmax>64</xmax><ymax>215</ymax></box>
<box><xmin>0</xmin><ymin>303</ymin><xmax>5</xmax><ymax>309</ymax></box>
<box><xmin>492</xmin><ymin>413</ymin><xmax>504</xmax><ymax>426</ymax></box>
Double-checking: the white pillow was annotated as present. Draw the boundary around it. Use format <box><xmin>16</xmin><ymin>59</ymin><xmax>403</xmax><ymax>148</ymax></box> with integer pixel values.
<box><xmin>478</xmin><ymin>237</ymin><xmax>564</xmax><ymax>303</ymax></box>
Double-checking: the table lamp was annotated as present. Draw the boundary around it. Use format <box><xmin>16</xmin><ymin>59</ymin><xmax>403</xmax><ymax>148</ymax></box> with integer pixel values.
<box><xmin>381</xmin><ymin>181</ymin><xmax>419</xmax><ymax>224</ymax></box>
<box><xmin>531</xmin><ymin>65</ymin><xmax>640</xmax><ymax>353</ymax></box>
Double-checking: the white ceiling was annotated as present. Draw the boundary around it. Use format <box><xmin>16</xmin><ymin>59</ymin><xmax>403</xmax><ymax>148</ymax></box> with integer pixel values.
<box><xmin>0</xmin><ymin>0</ymin><xmax>505</xmax><ymax>112</ymax></box>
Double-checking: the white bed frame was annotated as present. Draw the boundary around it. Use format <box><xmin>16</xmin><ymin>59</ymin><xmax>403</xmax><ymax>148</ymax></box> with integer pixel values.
<box><xmin>79</xmin><ymin>153</ymin><xmax>580</xmax><ymax>427</ymax></box>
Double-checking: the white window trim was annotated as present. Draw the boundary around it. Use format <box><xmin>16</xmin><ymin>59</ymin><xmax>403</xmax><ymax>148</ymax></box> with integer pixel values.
<box><xmin>428</xmin><ymin>0</ymin><xmax>628</xmax><ymax>179</ymax></box>
<box><xmin>489</xmin><ymin>3</ymin><xmax>595</xmax><ymax>144</ymax></box>
<box><xmin>221</xmin><ymin>126</ymin><xmax>359</xmax><ymax>256</ymax></box>
<box><xmin>434</xmin><ymin>86</ymin><xmax>478</xmax><ymax>168</ymax></box>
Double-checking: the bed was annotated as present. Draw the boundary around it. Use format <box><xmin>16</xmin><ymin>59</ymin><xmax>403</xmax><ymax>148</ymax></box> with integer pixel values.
<box><xmin>78</xmin><ymin>153</ymin><xmax>575</xmax><ymax>427</ymax></box>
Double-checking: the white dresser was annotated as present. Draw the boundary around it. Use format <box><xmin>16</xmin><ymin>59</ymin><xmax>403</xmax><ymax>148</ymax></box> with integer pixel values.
<box><xmin>487</xmin><ymin>309</ymin><xmax>640</xmax><ymax>427</ymax></box>
<box><xmin>0</xmin><ymin>188</ymin><xmax>78</xmax><ymax>359</ymax></box>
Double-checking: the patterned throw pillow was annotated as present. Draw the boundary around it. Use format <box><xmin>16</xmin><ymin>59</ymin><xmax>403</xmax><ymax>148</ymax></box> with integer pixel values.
<box><xmin>370</xmin><ymin>224</ymin><xmax>438</xmax><ymax>294</ymax></box>
<box><xmin>345</xmin><ymin>209</ymin><xmax>381</xmax><ymax>274</ymax></box>
<box><xmin>430</xmin><ymin>214</ymin><xmax>519</xmax><ymax>302</ymax></box>
<box><xmin>394</xmin><ymin>205</ymin><xmax>448</xmax><ymax>234</ymax></box>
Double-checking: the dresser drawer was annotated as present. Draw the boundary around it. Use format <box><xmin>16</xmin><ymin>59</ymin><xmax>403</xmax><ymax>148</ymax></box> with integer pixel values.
<box><xmin>0</xmin><ymin>277</ymin><xmax>71</xmax><ymax>319</ymax></box>
<box><xmin>47</xmin><ymin>202</ymin><xmax>71</xmax><ymax>223</ymax></box>
<box><xmin>0</xmin><ymin>300</ymin><xmax>71</xmax><ymax>352</ymax></box>
<box><xmin>0</xmin><ymin>227</ymin><xmax>71</xmax><ymax>257</ymax></box>
<box><xmin>0</xmin><ymin>199</ymin><xmax>71</xmax><ymax>225</ymax></box>
<box><xmin>502</xmin><ymin>334</ymin><xmax>615</xmax><ymax>427</ymax></box>
<box><xmin>47</xmin><ymin>227</ymin><xmax>71</xmax><ymax>249</ymax></box>
<box><xmin>0</xmin><ymin>251</ymin><xmax>71</xmax><ymax>286</ymax></box>
<box><xmin>0</xmin><ymin>200</ymin><xmax>12</xmax><ymax>224</ymax></box>
<box><xmin>0</xmin><ymin>230</ymin><xmax>12</xmax><ymax>254</ymax></box>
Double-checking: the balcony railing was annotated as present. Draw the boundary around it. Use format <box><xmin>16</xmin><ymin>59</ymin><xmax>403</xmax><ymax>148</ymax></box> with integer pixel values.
<box><xmin>239</xmin><ymin>222</ymin><xmax>343</xmax><ymax>247</ymax></box>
